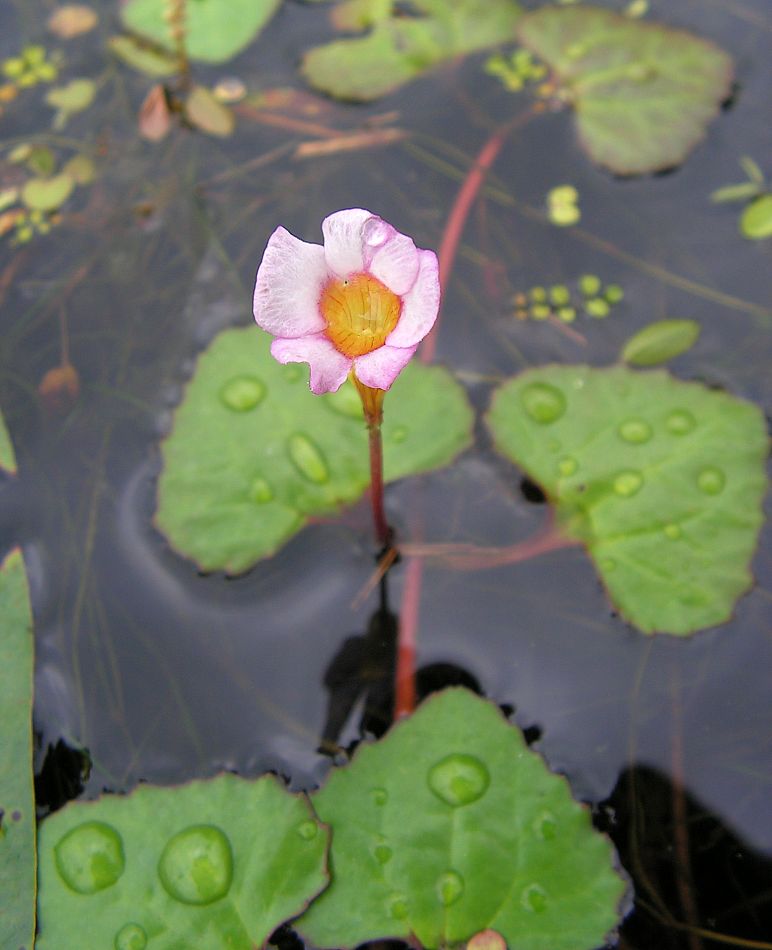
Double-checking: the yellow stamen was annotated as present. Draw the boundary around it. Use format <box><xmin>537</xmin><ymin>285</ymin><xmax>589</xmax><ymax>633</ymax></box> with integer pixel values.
<box><xmin>320</xmin><ymin>272</ymin><xmax>401</xmax><ymax>359</ymax></box>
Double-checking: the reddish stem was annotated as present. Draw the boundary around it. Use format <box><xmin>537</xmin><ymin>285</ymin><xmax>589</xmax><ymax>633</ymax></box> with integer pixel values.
<box><xmin>394</xmin><ymin>552</ymin><xmax>422</xmax><ymax>719</ymax></box>
<box><xmin>368</xmin><ymin>422</ymin><xmax>391</xmax><ymax>549</ymax></box>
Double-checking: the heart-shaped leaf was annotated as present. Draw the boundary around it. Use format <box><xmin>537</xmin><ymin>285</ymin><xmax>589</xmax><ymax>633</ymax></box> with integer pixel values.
<box><xmin>155</xmin><ymin>326</ymin><xmax>473</xmax><ymax>572</ymax></box>
<box><xmin>37</xmin><ymin>774</ymin><xmax>329</xmax><ymax>949</ymax></box>
<box><xmin>517</xmin><ymin>5</ymin><xmax>733</xmax><ymax>174</ymax></box>
<box><xmin>297</xmin><ymin>688</ymin><xmax>627</xmax><ymax>950</ymax></box>
<box><xmin>486</xmin><ymin>365</ymin><xmax>767</xmax><ymax>634</ymax></box>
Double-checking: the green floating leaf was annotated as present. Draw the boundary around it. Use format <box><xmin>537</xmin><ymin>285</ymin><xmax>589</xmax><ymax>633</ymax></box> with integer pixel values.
<box><xmin>37</xmin><ymin>774</ymin><xmax>329</xmax><ymax>949</ymax></box>
<box><xmin>21</xmin><ymin>173</ymin><xmax>74</xmax><ymax>212</ymax></box>
<box><xmin>517</xmin><ymin>5</ymin><xmax>733</xmax><ymax>174</ymax></box>
<box><xmin>302</xmin><ymin>0</ymin><xmax>523</xmax><ymax>101</ymax></box>
<box><xmin>620</xmin><ymin>319</ymin><xmax>700</xmax><ymax>366</ymax></box>
<box><xmin>297</xmin><ymin>688</ymin><xmax>627</xmax><ymax>950</ymax></box>
<box><xmin>156</xmin><ymin>326</ymin><xmax>473</xmax><ymax>572</ymax></box>
<box><xmin>45</xmin><ymin>78</ymin><xmax>96</xmax><ymax>114</ymax></box>
<box><xmin>184</xmin><ymin>84</ymin><xmax>235</xmax><ymax>137</ymax></box>
<box><xmin>487</xmin><ymin>365</ymin><xmax>768</xmax><ymax>634</ymax></box>
<box><xmin>0</xmin><ymin>550</ymin><xmax>35</xmax><ymax>950</ymax></box>
<box><xmin>709</xmin><ymin>181</ymin><xmax>760</xmax><ymax>205</ymax></box>
<box><xmin>108</xmin><ymin>35</ymin><xmax>178</xmax><ymax>77</ymax></box>
<box><xmin>0</xmin><ymin>409</ymin><xmax>17</xmax><ymax>473</ymax></box>
<box><xmin>121</xmin><ymin>0</ymin><xmax>282</xmax><ymax>64</ymax></box>
<box><xmin>740</xmin><ymin>194</ymin><xmax>772</xmax><ymax>240</ymax></box>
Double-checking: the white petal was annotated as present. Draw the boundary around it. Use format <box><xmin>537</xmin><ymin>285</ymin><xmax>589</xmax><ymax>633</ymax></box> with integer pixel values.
<box><xmin>322</xmin><ymin>208</ymin><xmax>373</xmax><ymax>278</ymax></box>
<box><xmin>353</xmin><ymin>343</ymin><xmax>417</xmax><ymax>391</ymax></box>
<box><xmin>368</xmin><ymin>228</ymin><xmax>420</xmax><ymax>296</ymax></box>
<box><xmin>384</xmin><ymin>249</ymin><xmax>440</xmax><ymax>348</ymax></box>
<box><xmin>253</xmin><ymin>227</ymin><xmax>327</xmax><ymax>338</ymax></box>
<box><xmin>271</xmin><ymin>333</ymin><xmax>352</xmax><ymax>394</ymax></box>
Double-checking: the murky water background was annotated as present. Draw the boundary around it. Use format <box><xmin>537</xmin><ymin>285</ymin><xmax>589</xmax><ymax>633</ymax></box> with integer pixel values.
<box><xmin>1</xmin><ymin>0</ymin><xmax>771</xmax><ymax>945</ymax></box>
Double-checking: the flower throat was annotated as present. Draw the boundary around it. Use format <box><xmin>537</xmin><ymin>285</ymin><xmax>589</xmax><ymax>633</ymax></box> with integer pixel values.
<box><xmin>320</xmin><ymin>273</ymin><xmax>401</xmax><ymax>359</ymax></box>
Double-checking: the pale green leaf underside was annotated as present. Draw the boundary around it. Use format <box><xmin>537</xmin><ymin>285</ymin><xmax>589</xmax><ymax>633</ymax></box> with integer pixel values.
<box><xmin>37</xmin><ymin>774</ymin><xmax>329</xmax><ymax>949</ymax></box>
<box><xmin>0</xmin><ymin>550</ymin><xmax>35</xmax><ymax>950</ymax></box>
<box><xmin>298</xmin><ymin>688</ymin><xmax>626</xmax><ymax>950</ymax></box>
<box><xmin>155</xmin><ymin>326</ymin><xmax>473</xmax><ymax>572</ymax></box>
<box><xmin>121</xmin><ymin>0</ymin><xmax>282</xmax><ymax>63</ymax></box>
<box><xmin>487</xmin><ymin>365</ymin><xmax>768</xmax><ymax>635</ymax></box>
<box><xmin>302</xmin><ymin>0</ymin><xmax>523</xmax><ymax>101</ymax></box>
<box><xmin>517</xmin><ymin>5</ymin><xmax>733</xmax><ymax>174</ymax></box>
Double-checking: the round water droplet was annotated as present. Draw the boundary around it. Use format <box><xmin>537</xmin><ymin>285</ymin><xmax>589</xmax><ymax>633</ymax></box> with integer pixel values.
<box><xmin>219</xmin><ymin>375</ymin><xmax>265</xmax><ymax>412</ymax></box>
<box><xmin>533</xmin><ymin>810</ymin><xmax>557</xmax><ymax>840</ymax></box>
<box><xmin>663</xmin><ymin>523</ymin><xmax>681</xmax><ymax>540</ymax></box>
<box><xmin>325</xmin><ymin>384</ymin><xmax>363</xmax><ymax>418</ymax></box>
<box><xmin>437</xmin><ymin>870</ymin><xmax>465</xmax><ymax>907</ymax></box>
<box><xmin>248</xmin><ymin>477</ymin><xmax>273</xmax><ymax>504</ymax></box>
<box><xmin>666</xmin><ymin>409</ymin><xmax>697</xmax><ymax>436</ymax></box>
<box><xmin>601</xmin><ymin>558</ymin><xmax>616</xmax><ymax>572</ymax></box>
<box><xmin>287</xmin><ymin>434</ymin><xmax>330</xmax><ymax>485</ymax></box>
<box><xmin>428</xmin><ymin>753</ymin><xmax>490</xmax><ymax>807</ymax></box>
<box><xmin>520</xmin><ymin>382</ymin><xmax>566</xmax><ymax>425</ymax></box>
<box><xmin>371</xmin><ymin>788</ymin><xmax>388</xmax><ymax>806</ymax></box>
<box><xmin>613</xmin><ymin>470</ymin><xmax>643</xmax><ymax>498</ymax></box>
<box><xmin>521</xmin><ymin>883</ymin><xmax>548</xmax><ymax>913</ymax></box>
<box><xmin>283</xmin><ymin>364</ymin><xmax>303</xmax><ymax>383</ymax></box>
<box><xmin>297</xmin><ymin>821</ymin><xmax>318</xmax><ymax>841</ymax></box>
<box><xmin>374</xmin><ymin>843</ymin><xmax>393</xmax><ymax>865</ymax></box>
<box><xmin>697</xmin><ymin>466</ymin><xmax>726</xmax><ymax>495</ymax></box>
<box><xmin>158</xmin><ymin>825</ymin><xmax>233</xmax><ymax>906</ymax></box>
<box><xmin>114</xmin><ymin>923</ymin><xmax>147</xmax><ymax>950</ymax></box>
<box><xmin>54</xmin><ymin>821</ymin><xmax>125</xmax><ymax>895</ymax></box>
<box><xmin>618</xmin><ymin>419</ymin><xmax>652</xmax><ymax>444</ymax></box>
<box><xmin>557</xmin><ymin>456</ymin><xmax>578</xmax><ymax>477</ymax></box>
<box><xmin>390</xmin><ymin>425</ymin><xmax>408</xmax><ymax>444</ymax></box>
<box><xmin>388</xmin><ymin>895</ymin><xmax>409</xmax><ymax>920</ymax></box>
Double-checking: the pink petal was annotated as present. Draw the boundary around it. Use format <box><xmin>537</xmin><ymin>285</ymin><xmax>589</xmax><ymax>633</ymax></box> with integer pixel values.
<box><xmin>353</xmin><ymin>343</ymin><xmax>418</xmax><ymax>391</ymax></box>
<box><xmin>271</xmin><ymin>333</ymin><xmax>352</xmax><ymax>395</ymax></box>
<box><xmin>368</xmin><ymin>227</ymin><xmax>420</xmax><ymax>296</ymax></box>
<box><xmin>384</xmin><ymin>249</ymin><xmax>440</xmax><ymax>348</ymax></box>
<box><xmin>322</xmin><ymin>208</ymin><xmax>373</xmax><ymax>278</ymax></box>
<box><xmin>254</xmin><ymin>226</ymin><xmax>328</xmax><ymax>338</ymax></box>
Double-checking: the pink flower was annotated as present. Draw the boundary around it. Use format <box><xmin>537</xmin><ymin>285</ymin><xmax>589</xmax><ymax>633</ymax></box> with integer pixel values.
<box><xmin>253</xmin><ymin>209</ymin><xmax>440</xmax><ymax>395</ymax></box>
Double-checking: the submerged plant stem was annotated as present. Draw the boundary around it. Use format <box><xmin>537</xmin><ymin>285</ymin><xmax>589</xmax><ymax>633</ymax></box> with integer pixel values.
<box><xmin>367</xmin><ymin>422</ymin><xmax>390</xmax><ymax>549</ymax></box>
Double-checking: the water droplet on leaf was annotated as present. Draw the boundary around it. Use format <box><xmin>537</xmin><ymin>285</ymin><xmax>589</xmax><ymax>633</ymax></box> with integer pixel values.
<box><xmin>664</xmin><ymin>523</ymin><xmax>681</xmax><ymax>540</ymax></box>
<box><xmin>618</xmin><ymin>419</ymin><xmax>652</xmax><ymax>444</ymax></box>
<box><xmin>371</xmin><ymin>787</ymin><xmax>388</xmax><ymax>806</ymax></box>
<box><xmin>437</xmin><ymin>870</ymin><xmax>465</xmax><ymax>906</ymax></box>
<box><xmin>521</xmin><ymin>382</ymin><xmax>567</xmax><ymax>424</ymax></box>
<box><xmin>613</xmin><ymin>470</ymin><xmax>643</xmax><ymax>498</ymax></box>
<box><xmin>287</xmin><ymin>434</ymin><xmax>329</xmax><ymax>484</ymax></box>
<box><xmin>557</xmin><ymin>456</ymin><xmax>578</xmax><ymax>476</ymax></box>
<box><xmin>157</xmin><ymin>825</ymin><xmax>233</xmax><ymax>905</ymax></box>
<box><xmin>521</xmin><ymin>882</ymin><xmax>548</xmax><ymax>912</ymax></box>
<box><xmin>391</xmin><ymin>425</ymin><xmax>408</xmax><ymax>443</ymax></box>
<box><xmin>219</xmin><ymin>375</ymin><xmax>265</xmax><ymax>411</ymax></box>
<box><xmin>374</xmin><ymin>843</ymin><xmax>393</xmax><ymax>865</ymax></box>
<box><xmin>114</xmin><ymin>923</ymin><xmax>147</xmax><ymax>950</ymax></box>
<box><xmin>533</xmin><ymin>810</ymin><xmax>557</xmax><ymax>840</ymax></box>
<box><xmin>666</xmin><ymin>409</ymin><xmax>697</xmax><ymax>436</ymax></box>
<box><xmin>388</xmin><ymin>895</ymin><xmax>409</xmax><ymax>920</ymax></box>
<box><xmin>697</xmin><ymin>466</ymin><xmax>726</xmax><ymax>495</ymax></box>
<box><xmin>248</xmin><ymin>477</ymin><xmax>273</xmax><ymax>504</ymax></box>
<box><xmin>325</xmin><ymin>383</ymin><xmax>363</xmax><ymax>418</ymax></box>
<box><xmin>297</xmin><ymin>821</ymin><xmax>318</xmax><ymax>841</ymax></box>
<box><xmin>427</xmin><ymin>753</ymin><xmax>490</xmax><ymax>807</ymax></box>
<box><xmin>54</xmin><ymin>821</ymin><xmax>125</xmax><ymax>894</ymax></box>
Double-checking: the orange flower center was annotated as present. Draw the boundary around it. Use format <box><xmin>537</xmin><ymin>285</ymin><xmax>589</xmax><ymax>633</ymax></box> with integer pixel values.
<box><xmin>320</xmin><ymin>273</ymin><xmax>401</xmax><ymax>359</ymax></box>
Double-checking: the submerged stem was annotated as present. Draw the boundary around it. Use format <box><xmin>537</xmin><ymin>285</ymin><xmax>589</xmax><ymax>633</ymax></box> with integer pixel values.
<box><xmin>353</xmin><ymin>376</ymin><xmax>391</xmax><ymax>549</ymax></box>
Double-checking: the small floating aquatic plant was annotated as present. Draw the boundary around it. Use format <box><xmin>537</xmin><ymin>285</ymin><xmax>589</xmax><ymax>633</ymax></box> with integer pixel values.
<box><xmin>253</xmin><ymin>209</ymin><xmax>440</xmax><ymax>547</ymax></box>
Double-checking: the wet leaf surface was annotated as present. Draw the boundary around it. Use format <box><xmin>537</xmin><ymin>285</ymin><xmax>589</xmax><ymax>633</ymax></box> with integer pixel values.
<box><xmin>517</xmin><ymin>5</ymin><xmax>733</xmax><ymax>174</ymax></box>
<box><xmin>121</xmin><ymin>0</ymin><xmax>282</xmax><ymax>64</ymax></box>
<box><xmin>0</xmin><ymin>550</ymin><xmax>35</xmax><ymax>950</ymax></box>
<box><xmin>37</xmin><ymin>774</ymin><xmax>329</xmax><ymax>949</ymax></box>
<box><xmin>297</xmin><ymin>688</ymin><xmax>627</xmax><ymax>950</ymax></box>
<box><xmin>302</xmin><ymin>0</ymin><xmax>523</xmax><ymax>101</ymax></box>
<box><xmin>487</xmin><ymin>365</ymin><xmax>767</xmax><ymax>634</ymax></box>
<box><xmin>156</xmin><ymin>326</ymin><xmax>474</xmax><ymax>572</ymax></box>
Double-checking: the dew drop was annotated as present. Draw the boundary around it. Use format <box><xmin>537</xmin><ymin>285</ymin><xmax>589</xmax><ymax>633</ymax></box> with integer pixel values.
<box><xmin>325</xmin><ymin>384</ymin><xmax>364</xmax><ymax>419</ymax></box>
<box><xmin>374</xmin><ymin>843</ymin><xmax>393</xmax><ymax>865</ymax></box>
<box><xmin>114</xmin><ymin>923</ymin><xmax>147</xmax><ymax>950</ymax></box>
<box><xmin>666</xmin><ymin>409</ymin><xmax>697</xmax><ymax>436</ymax></box>
<box><xmin>613</xmin><ymin>470</ymin><xmax>643</xmax><ymax>498</ymax></box>
<box><xmin>520</xmin><ymin>382</ymin><xmax>567</xmax><ymax>425</ymax></box>
<box><xmin>219</xmin><ymin>375</ymin><xmax>265</xmax><ymax>412</ymax></box>
<box><xmin>371</xmin><ymin>788</ymin><xmax>388</xmax><ymax>806</ymax></box>
<box><xmin>54</xmin><ymin>821</ymin><xmax>125</xmax><ymax>895</ymax></box>
<box><xmin>390</xmin><ymin>425</ymin><xmax>409</xmax><ymax>444</ymax></box>
<box><xmin>157</xmin><ymin>825</ymin><xmax>233</xmax><ymax>906</ymax></box>
<box><xmin>296</xmin><ymin>821</ymin><xmax>318</xmax><ymax>841</ymax></box>
<box><xmin>521</xmin><ymin>883</ymin><xmax>548</xmax><ymax>913</ymax></box>
<box><xmin>427</xmin><ymin>753</ymin><xmax>490</xmax><ymax>807</ymax></box>
<box><xmin>388</xmin><ymin>895</ymin><xmax>409</xmax><ymax>920</ymax></box>
<box><xmin>697</xmin><ymin>466</ymin><xmax>726</xmax><ymax>495</ymax></box>
<box><xmin>618</xmin><ymin>418</ymin><xmax>652</xmax><ymax>444</ymax></box>
<box><xmin>557</xmin><ymin>456</ymin><xmax>578</xmax><ymax>477</ymax></box>
<box><xmin>248</xmin><ymin>477</ymin><xmax>273</xmax><ymax>504</ymax></box>
<box><xmin>437</xmin><ymin>870</ymin><xmax>465</xmax><ymax>907</ymax></box>
<box><xmin>287</xmin><ymin>434</ymin><xmax>330</xmax><ymax>484</ymax></box>
<box><xmin>663</xmin><ymin>523</ymin><xmax>681</xmax><ymax>540</ymax></box>
<box><xmin>533</xmin><ymin>810</ymin><xmax>557</xmax><ymax>840</ymax></box>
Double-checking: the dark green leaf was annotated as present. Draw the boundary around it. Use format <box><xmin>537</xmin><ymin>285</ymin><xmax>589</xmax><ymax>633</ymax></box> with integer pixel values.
<box><xmin>620</xmin><ymin>319</ymin><xmax>700</xmax><ymax>366</ymax></box>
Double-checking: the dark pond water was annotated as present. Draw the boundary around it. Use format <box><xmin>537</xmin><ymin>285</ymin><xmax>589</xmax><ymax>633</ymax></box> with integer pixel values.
<box><xmin>1</xmin><ymin>0</ymin><xmax>771</xmax><ymax>946</ymax></box>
